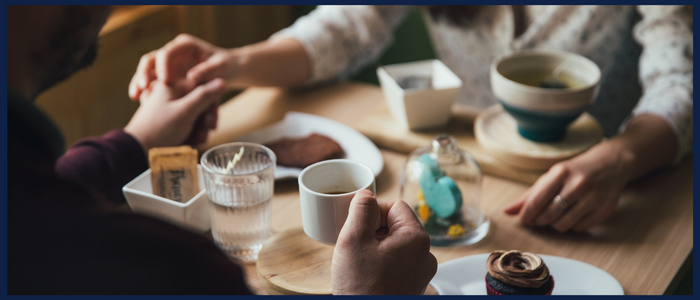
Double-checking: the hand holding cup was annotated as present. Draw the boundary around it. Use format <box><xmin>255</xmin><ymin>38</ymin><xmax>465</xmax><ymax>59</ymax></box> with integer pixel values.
<box><xmin>331</xmin><ymin>190</ymin><xmax>437</xmax><ymax>294</ymax></box>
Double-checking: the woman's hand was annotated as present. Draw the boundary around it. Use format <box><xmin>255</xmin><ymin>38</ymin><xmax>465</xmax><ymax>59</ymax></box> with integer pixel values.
<box><xmin>129</xmin><ymin>34</ymin><xmax>311</xmax><ymax>100</ymax></box>
<box><xmin>505</xmin><ymin>114</ymin><xmax>679</xmax><ymax>232</ymax></box>
<box><xmin>124</xmin><ymin>78</ymin><xmax>225</xmax><ymax>152</ymax></box>
<box><xmin>504</xmin><ymin>114</ymin><xmax>680</xmax><ymax>233</ymax></box>
<box><xmin>332</xmin><ymin>190</ymin><xmax>437</xmax><ymax>295</ymax></box>
<box><xmin>504</xmin><ymin>141</ymin><xmax>634</xmax><ymax>233</ymax></box>
<box><xmin>128</xmin><ymin>34</ymin><xmax>240</xmax><ymax>101</ymax></box>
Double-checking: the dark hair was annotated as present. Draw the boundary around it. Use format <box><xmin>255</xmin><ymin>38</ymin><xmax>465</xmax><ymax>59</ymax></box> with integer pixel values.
<box><xmin>427</xmin><ymin>5</ymin><xmax>484</xmax><ymax>26</ymax></box>
<box><xmin>40</xmin><ymin>6</ymin><xmax>110</xmax><ymax>93</ymax></box>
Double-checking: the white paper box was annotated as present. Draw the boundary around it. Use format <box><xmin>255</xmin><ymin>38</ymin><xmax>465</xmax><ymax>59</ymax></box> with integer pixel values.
<box><xmin>377</xmin><ymin>59</ymin><xmax>462</xmax><ymax>130</ymax></box>
<box><xmin>122</xmin><ymin>165</ymin><xmax>210</xmax><ymax>233</ymax></box>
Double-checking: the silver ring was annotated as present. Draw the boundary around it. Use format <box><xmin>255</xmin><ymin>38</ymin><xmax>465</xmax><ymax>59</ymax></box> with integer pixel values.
<box><xmin>553</xmin><ymin>195</ymin><xmax>569</xmax><ymax>210</ymax></box>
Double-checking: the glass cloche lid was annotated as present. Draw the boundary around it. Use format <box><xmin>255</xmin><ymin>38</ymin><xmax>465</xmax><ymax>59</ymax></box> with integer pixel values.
<box><xmin>401</xmin><ymin>134</ymin><xmax>489</xmax><ymax>246</ymax></box>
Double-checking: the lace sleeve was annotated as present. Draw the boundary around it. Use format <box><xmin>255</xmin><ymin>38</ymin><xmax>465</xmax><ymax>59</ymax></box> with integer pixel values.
<box><xmin>270</xmin><ymin>5</ymin><xmax>412</xmax><ymax>85</ymax></box>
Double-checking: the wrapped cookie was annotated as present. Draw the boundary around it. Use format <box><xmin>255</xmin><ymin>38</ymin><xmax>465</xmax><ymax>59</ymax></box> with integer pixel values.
<box><xmin>149</xmin><ymin>146</ymin><xmax>199</xmax><ymax>203</ymax></box>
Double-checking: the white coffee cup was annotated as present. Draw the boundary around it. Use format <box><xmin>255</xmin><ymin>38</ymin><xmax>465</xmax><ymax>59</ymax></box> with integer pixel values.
<box><xmin>298</xmin><ymin>159</ymin><xmax>378</xmax><ymax>245</ymax></box>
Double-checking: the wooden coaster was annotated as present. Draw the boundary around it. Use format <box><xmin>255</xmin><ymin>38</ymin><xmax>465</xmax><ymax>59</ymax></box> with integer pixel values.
<box><xmin>257</xmin><ymin>228</ymin><xmax>334</xmax><ymax>295</ymax></box>
<box><xmin>475</xmin><ymin>105</ymin><xmax>603</xmax><ymax>171</ymax></box>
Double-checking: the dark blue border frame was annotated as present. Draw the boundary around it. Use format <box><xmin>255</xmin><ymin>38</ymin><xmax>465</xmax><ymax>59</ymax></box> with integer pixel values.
<box><xmin>2</xmin><ymin>1</ymin><xmax>695</xmax><ymax>4</ymax></box>
<box><xmin>1</xmin><ymin>3</ymin><xmax>8</xmax><ymax>298</ymax></box>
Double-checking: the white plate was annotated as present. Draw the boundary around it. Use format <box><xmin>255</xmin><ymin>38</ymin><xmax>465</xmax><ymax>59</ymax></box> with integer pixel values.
<box><xmin>234</xmin><ymin>112</ymin><xmax>384</xmax><ymax>180</ymax></box>
<box><xmin>430</xmin><ymin>253</ymin><xmax>624</xmax><ymax>295</ymax></box>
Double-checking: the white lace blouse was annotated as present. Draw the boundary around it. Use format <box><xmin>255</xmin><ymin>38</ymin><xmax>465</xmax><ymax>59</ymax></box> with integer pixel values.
<box><xmin>271</xmin><ymin>5</ymin><xmax>693</xmax><ymax>161</ymax></box>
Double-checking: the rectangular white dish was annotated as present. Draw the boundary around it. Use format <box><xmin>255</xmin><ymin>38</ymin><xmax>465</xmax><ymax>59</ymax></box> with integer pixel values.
<box><xmin>377</xmin><ymin>59</ymin><xmax>462</xmax><ymax>130</ymax></box>
<box><xmin>122</xmin><ymin>165</ymin><xmax>210</xmax><ymax>233</ymax></box>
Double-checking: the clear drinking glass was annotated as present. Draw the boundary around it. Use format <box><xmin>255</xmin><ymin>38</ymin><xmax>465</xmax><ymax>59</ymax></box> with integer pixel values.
<box><xmin>401</xmin><ymin>134</ymin><xmax>489</xmax><ymax>246</ymax></box>
<box><xmin>201</xmin><ymin>142</ymin><xmax>276</xmax><ymax>263</ymax></box>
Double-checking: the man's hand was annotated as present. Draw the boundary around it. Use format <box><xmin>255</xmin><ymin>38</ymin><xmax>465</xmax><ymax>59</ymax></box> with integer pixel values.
<box><xmin>129</xmin><ymin>34</ymin><xmax>239</xmax><ymax>101</ymax></box>
<box><xmin>331</xmin><ymin>190</ymin><xmax>437</xmax><ymax>295</ymax></box>
<box><xmin>124</xmin><ymin>78</ymin><xmax>225</xmax><ymax>151</ymax></box>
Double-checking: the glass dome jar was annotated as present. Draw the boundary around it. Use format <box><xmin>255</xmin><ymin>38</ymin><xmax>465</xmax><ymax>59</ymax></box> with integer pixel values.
<box><xmin>401</xmin><ymin>134</ymin><xmax>489</xmax><ymax>246</ymax></box>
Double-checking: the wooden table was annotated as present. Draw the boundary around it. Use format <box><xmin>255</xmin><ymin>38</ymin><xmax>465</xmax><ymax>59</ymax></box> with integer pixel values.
<box><xmin>204</xmin><ymin>82</ymin><xmax>693</xmax><ymax>295</ymax></box>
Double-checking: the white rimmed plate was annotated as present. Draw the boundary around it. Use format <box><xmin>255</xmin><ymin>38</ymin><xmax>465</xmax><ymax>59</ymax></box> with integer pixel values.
<box><xmin>234</xmin><ymin>112</ymin><xmax>383</xmax><ymax>180</ymax></box>
<box><xmin>429</xmin><ymin>253</ymin><xmax>624</xmax><ymax>295</ymax></box>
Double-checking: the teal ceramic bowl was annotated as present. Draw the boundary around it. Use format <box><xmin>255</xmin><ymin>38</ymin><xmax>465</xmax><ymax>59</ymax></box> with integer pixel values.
<box><xmin>490</xmin><ymin>50</ymin><xmax>601</xmax><ymax>142</ymax></box>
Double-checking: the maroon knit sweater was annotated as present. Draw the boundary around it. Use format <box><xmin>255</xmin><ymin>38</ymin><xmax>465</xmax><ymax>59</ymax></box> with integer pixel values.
<box><xmin>7</xmin><ymin>92</ymin><xmax>253</xmax><ymax>294</ymax></box>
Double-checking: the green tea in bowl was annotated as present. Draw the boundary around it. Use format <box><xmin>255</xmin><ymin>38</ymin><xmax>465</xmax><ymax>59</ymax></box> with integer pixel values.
<box><xmin>490</xmin><ymin>50</ymin><xmax>601</xmax><ymax>142</ymax></box>
<box><xmin>503</xmin><ymin>68</ymin><xmax>585</xmax><ymax>90</ymax></box>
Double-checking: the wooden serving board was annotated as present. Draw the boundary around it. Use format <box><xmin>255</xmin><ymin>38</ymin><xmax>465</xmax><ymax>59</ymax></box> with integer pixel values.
<box><xmin>257</xmin><ymin>228</ymin><xmax>334</xmax><ymax>295</ymax></box>
<box><xmin>353</xmin><ymin>102</ymin><xmax>545</xmax><ymax>184</ymax></box>
<box><xmin>474</xmin><ymin>105</ymin><xmax>603</xmax><ymax>171</ymax></box>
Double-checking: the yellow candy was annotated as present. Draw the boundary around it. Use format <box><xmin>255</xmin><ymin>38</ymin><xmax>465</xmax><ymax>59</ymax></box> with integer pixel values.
<box><xmin>447</xmin><ymin>224</ymin><xmax>466</xmax><ymax>238</ymax></box>
<box><xmin>417</xmin><ymin>190</ymin><xmax>425</xmax><ymax>201</ymax></box>
<box><xmin>418</xmin><ymin>203</ymin><xmax>431</xmax><ymax>221</ymax></box>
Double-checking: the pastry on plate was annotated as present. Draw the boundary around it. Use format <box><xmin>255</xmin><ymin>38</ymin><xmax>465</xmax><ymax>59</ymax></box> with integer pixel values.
<box><xmin>265</xmin><ymin>133</ymin><xmax>344</xmax><ymax>168</ymax></box>
<box><xmin>485</xmin><ymin>250</ymin><xmax>555</xmax><ymax>295</ymax></box>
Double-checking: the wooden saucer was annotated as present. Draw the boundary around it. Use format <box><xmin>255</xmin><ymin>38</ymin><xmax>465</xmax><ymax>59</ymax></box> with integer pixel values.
<box><xmin>475</xmin><ymin>105</ymin><xmax>603</xmax><ymax>171</ymax></box>
<box><xmin>257</xmin><ymin>228</ymin><xmax>334</xmax><ymax>295</ymax></box>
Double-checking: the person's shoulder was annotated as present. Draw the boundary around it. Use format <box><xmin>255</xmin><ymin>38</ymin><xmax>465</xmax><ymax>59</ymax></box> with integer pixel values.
<box><xmin>84</xmin><ymin>211</ymin><xmax>254</xmax><ymax>294</ymax></box>
<box><xmin>9</xmin><ymin>206</ymin><xmax>252</xmax><ymax>294</ymax></box>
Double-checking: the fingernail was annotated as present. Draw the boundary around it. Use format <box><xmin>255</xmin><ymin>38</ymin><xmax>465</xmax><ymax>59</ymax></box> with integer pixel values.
<box><xmin>209</xmin><ymin>78</ymin><xmax>225</xmax><ymax>89</ymax></box>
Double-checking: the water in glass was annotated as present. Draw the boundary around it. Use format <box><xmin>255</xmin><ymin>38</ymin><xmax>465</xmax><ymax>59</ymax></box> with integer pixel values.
<box><xmin>202</xmin><ymin>143</ymin><xmax>275</xmax><ymax>263</ymax></box>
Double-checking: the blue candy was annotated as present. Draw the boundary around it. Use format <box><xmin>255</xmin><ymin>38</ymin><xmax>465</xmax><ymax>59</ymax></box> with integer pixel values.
<box><xmin>417</xmin><ymin>154</ymin><xmax>463</xmax><ymax>218</ymax></box>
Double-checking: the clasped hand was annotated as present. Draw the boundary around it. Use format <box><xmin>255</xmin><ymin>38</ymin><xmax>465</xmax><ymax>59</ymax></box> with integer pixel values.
<box><xmin>125</xmin><ymin>34</ymin><xmax>236</xmax><ymax>150</ymax></box>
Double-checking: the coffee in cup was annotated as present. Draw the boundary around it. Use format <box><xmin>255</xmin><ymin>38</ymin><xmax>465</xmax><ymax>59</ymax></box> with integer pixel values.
<box><xmin>298</xmin><ymin>159</ymin><xmax>378</xmax><ymax>244</ymax></box>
